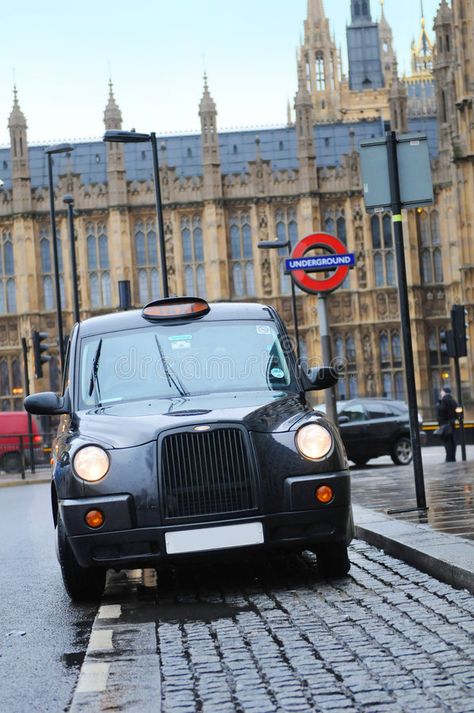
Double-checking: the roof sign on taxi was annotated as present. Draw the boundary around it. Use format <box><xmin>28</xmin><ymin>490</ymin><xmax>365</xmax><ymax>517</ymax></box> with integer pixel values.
<box><xmin>142</xmin><ymin>297</ymin><xmax>210</xmax><ymax>321</ymax></box>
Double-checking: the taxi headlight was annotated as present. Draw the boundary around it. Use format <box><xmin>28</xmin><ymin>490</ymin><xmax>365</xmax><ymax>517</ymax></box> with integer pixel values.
<box><xmin>295</xmin><ymin>424</ymin><xmax>333</xmax><ymax>461</ymax></box>
<box><xmin>73</xmin><ymin>446</ymin><xmax>110</xmax><ymax>482</ymax></box>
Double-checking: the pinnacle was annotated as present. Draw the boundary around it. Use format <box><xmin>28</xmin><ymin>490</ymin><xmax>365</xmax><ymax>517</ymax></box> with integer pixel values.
<box><xmin>8</xmin><ymin>85</ymin><xmax>27</xmax><ymax>128</ymax></box>
<box><xmin>307</xmin><ymin>0</ymin><xmax>326</xmax><ymax>24</ymax></box>
<box><xmin>199</xmin><ymin>73</ymin><xmax>217</xmax><ymax>114</ymax></box>
<box><xmin>104</xmin><ymin>79</ymin><xmax>122</xmax><ymax>127</ymax></box>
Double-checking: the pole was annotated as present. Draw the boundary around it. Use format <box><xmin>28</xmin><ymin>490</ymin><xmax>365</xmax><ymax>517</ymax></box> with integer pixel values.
<box><xmin>47</xmin><ymin>154</ymin><xmax>65</xmax><ymax>371</ymax></box>
<box><xmin>317</xmin><ymin>295</ymin><xmax>338</xmax><ymax>428</ymax></box>
<box><xmin>288</xmin><ymin>244</ymin><xmax>301</xmax><ymax>361</ymax></box>
<box><xmin>64</xmin><ymin>196</ymin><xmax>80</xmax><ymax>324</ymax></box>
<box><xmin>150</xmin><ymin>132</ymin><xmax>169</xmax><ymax>298</ymax></box>
<box><xmin>21</xmin><ymin>337</ymin><xmax>35</xmax><ymax>476</ymax></box>
<box><xmin>386</xmin><ymin>130</ymin><xmax>427</xmax><ymax>511</ymax></box>
<box><xmin>453</xmin><ymin>352</ymin><xmax>467</xmax><ymax>462</ymax></box>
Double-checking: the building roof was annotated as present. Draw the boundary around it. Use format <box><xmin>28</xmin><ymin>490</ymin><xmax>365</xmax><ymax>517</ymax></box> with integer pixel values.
<box><xmin>0</xmin><ymin>117</ymin><xmax>438</xmax><ymax>191</ymax></box>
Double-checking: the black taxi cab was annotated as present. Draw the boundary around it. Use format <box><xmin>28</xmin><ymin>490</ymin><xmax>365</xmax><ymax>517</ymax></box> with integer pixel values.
<box><xmin>25</xmin><ymin>298</ymin><xmax>353</xmax><ymax>601</ymax></box>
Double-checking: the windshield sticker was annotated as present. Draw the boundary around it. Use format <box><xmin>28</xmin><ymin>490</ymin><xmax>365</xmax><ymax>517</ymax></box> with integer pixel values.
<box><xmin>256</xmin><ymin>325</ymin><xmax>272</xmax><ymax>335</ymax></box>
<box><xmin>169</xmin><ymin>334</ymin><xmax>193</xmax><ymax>350</ymax></box>
<box><xmin>271</xmin><ymin>368</ymin><xmax>285</xmax><ymax>379</ymax></box>
<box><xmin>170</xmin><ymin>340</ymin><xmax>192</xmax><ymax>350</ymax></box>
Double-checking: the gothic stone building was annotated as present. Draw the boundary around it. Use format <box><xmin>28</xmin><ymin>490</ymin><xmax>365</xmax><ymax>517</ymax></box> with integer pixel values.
<box><xmin>0</xmin><ymin>0</ymin><xmax>471</xmax><ymax>420</ymax></box>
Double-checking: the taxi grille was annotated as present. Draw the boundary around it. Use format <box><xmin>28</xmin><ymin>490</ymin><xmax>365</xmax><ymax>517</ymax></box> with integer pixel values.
<box><xmin>160</xmin><ymin>428</ymin><xmax>257</xmax><ymax>519</ymax></box>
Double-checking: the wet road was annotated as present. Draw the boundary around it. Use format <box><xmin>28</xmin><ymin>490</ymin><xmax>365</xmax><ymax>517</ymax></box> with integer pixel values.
<box><xmin>0</xmin><ymin>484</ymin><xmax>97</xmax><ymax>713</ymax></box>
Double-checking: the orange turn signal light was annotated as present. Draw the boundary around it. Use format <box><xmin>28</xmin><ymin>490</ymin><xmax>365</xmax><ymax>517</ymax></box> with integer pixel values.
<box><xmin>85</xmin><ymin>509</ymin><xmax>105</xmax><ymax>529</ymax></box>
<box><xmin>315</xmin><ymin>485</ymin><xmax>334</xmax><ymax>504</ymax></box>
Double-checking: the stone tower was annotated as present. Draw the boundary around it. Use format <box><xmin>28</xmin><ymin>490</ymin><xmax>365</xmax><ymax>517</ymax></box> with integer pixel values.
<box><xmin>298</xmin><ymin>0</ymin><xmax>341</xmax><ymax>121</ymax></box>
<box><xmin>378</xmin><ymin>0</ymin><xmax>396</xmax><ymax>86</ymax></box>
<box><xmin>8</xmin><ymin>87</ymin><xmax>31</xmax><ymax>214</ymax></box>
<box><xmin>104</xmin><ymin>80</ymin><xmax>127</xmax><ymax>206</ymax></box>
<box><xmin>433</xmin><ymin>0</ymin><xmax>455</xmax><ymax>160</ymax></box>
<box><xmin>199</xmin><ymin>74</ymin><xmax>222</xmax><ymax>200</ymax></box>
<box><xmin>347</xmin><ymin>0</ymin><xmax>385</xmax><ymax>90</ymax></box>
<box><xmin>294</xmin><ymin>62</ymin><xmax>318</xmax><ymax>193</ymax></box>
<box><xmin>388</xmin><ymin>59</ymin><xmax>408</xmax><ymax>133</ymax></box>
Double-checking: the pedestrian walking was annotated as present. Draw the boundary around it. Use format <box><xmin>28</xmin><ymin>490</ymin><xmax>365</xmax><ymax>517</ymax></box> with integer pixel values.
<box><xmin>436</xmin><ymin>386</ymin><xmax>458</xmax><ymax>462</ymax></box>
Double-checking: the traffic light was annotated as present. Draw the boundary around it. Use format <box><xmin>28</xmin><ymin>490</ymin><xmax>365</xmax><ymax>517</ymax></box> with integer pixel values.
<box><xmin>451</xmin><ymin>305</ymin><xmax>469</xmax><ymax>358</ymax></box>
<box><xmin>32</xmin><ymin>331</ymin><xmax>52</xmax><ymax>378</ymax></box>
<box><xmin>440</xmin><ymin>329</ymin><xmax>456</xmax><ymax>359</ymax></box>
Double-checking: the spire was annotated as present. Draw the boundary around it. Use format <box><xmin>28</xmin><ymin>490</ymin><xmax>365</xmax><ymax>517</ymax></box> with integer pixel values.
<box><xmin>199</xmin><ymin>73</ymin><xmax>221</xmax><ymax>198</ymax></box>
<box><xmin>8</xmin><ymin>86</ymin><xmax>27</xmax><ymax>129</ymax></box>
<box><xmin>103</xmin><ymin>78</ymin><xmax>122</xmax><ymax>130</ymax></box>
<box><xmin>199</xmin><ymin>73</ymin><xmax>217</xmax><ymax>115</ymax></box>
<box><xmin>307</xmin><ymin>0</ymin><xmax>325</xmax><ymax>23</ymax></box>
<box><xmin>411</xmin><ymin>2</ymin><xmax>433</xmax><ymax>74</ymax></box>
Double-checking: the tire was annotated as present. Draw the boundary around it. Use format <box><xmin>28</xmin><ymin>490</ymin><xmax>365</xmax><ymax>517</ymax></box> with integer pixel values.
<box><xmin>391</xmin><ymin>435</ymin><xmax>412</xmax><ymax>466</ymax></box>
<box><xmin>56</xmin><ymin>514</ymin><xmax>106</xmax><ymax>602</ymax></box>
<box><xmin>2</xmin><ymin>452</ymin><xmax>22</xmax><ymax>473</ymax></box>
<box><xmin>352</xmin><ymin>458</ymin><xmax>369</xmax><ymax>468</ymax></box>
<box><xmin>316</xmin><ymin>542</ymin><xmax>351</xmax><ymax>578</ymax></box>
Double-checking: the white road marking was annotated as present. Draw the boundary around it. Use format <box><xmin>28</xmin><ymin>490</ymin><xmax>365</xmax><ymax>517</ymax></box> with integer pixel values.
<box><xmin>75</xmin><ymin>662</ymin><xmax>110</xmax><ymax>693</ymax></box>
<box><xmin>88</xmin><ymin>629</ymin><xmax>114</xmax><ymax>652</ymax></box>
<box><xmin>97</xmin><ymin>604</ymin><xmax>121</xmax><ymax>619</ymax></box>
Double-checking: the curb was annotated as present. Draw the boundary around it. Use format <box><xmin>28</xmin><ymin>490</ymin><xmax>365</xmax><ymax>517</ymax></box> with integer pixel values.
<box><xmin>0</xmin><ymin>478</ymin><xmax>50</xmax><ymax>488</ymax></box>
<box><xmin>353</xmin><ymin>504</ymin><xmax>474</xmax><ymax>595</ymax></box>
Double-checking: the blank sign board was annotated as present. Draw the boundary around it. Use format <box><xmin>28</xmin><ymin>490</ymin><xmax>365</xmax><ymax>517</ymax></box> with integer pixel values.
<box><xmin>360</xmin><ymin>133</ymin><xmax>434</xmax><ymax>211</ymax></box>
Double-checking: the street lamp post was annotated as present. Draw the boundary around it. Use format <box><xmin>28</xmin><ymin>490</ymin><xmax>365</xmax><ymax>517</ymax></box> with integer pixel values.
<box><xmin>103</xmin><ymin>130</ymin><xmax>169</xmax><ymax>298</ymax></box>
<box><xmin>63</xmin><ymin>194</ymin><xmax>80</xmax><ymax>324</ymax></box>
<box><xmin>45</xmin><ymin>143</ymin><xmax>74</xmax><ymax>372</ymax></box>
<box><xmin>257</xmin><ymin>240</ymin><xmax>301</xmax><ymax>360</ymax></box>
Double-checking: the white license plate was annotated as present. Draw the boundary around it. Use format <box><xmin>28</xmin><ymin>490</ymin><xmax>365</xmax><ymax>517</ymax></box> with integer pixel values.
<box><xmin>165</xmin><ymin>522</ymin><xmax>264</xmax><ymax>555</ymax></box>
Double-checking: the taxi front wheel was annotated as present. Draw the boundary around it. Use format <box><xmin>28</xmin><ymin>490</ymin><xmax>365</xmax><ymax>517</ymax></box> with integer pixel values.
<box><xmin>391</xmin><ymin>436</ymin><xmax>413</xmax><ymax>466</ymax></box>
<box><xmin>315</xmin><ymin>542</ymin><xmax>351</xmax><ymax>578</ymax></box>
<box><xmin>56</xmin><ymin>514</ymin><xmax>106</xmax><ymax>602</ymax></box>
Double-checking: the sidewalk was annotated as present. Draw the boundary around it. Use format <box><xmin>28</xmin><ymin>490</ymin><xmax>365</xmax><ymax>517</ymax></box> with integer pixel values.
<box><xmin>351</xmin><ymin>446</ymin><xmax>474</xmax><ymax>594</ymax></box>
<box><xmin>0</xmin><ymin>467</ymin><xmax>50</xmax><ymax>487</ymax></box>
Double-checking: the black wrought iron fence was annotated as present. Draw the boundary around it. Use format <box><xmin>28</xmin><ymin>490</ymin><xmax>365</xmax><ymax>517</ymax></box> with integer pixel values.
<box><xmin>0</xmin><ymin>431</ymin><xmax>52</xmax><ymax>479</ymax></box>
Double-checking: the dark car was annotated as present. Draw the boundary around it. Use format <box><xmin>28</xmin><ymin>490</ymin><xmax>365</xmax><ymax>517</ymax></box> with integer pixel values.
<box><xmin>316</xmin><ymin>398</ymin><xmax>422</xmax><ymax>467</ymax></box>
<box><xmin>25</xmin><ymin>297</ymin><xmax>353</xmax><ymax>601</ymax></box>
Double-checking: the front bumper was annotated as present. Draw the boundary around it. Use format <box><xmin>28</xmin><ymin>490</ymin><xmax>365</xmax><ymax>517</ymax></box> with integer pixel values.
<box><xmin>60</xmin><ymin>470</ymin><xmax>353</xmax><ymax>568</ymax></box>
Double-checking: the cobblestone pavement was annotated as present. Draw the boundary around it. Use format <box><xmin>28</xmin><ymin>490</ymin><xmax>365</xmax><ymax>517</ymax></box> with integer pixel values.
<box><xmin>98</xmin><ymin>541</ymin><xmax>474</xmax><ymax>713</ymax></box>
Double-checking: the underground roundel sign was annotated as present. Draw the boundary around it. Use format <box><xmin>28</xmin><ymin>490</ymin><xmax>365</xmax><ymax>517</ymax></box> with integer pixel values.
<box><xmin>285</xmin><ymin>233</ymin><xmax>355</xmax><ymax>294</ymax></box>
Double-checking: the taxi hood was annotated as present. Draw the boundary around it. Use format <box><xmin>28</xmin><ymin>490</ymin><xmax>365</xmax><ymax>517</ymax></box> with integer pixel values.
<box><xmin>75</xmin><ymin>392</ymin><xmax>310</xmax><ymax>448</ymax></box>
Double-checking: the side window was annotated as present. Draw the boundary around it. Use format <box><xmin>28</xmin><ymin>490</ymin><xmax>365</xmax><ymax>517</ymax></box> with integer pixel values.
<box><xmin>339</xmin><ymin>404</ymin><xmax>367</xmax><ymax>422</ymax></box>
<box><xmin>366</xmin><ymin>403</ymin><xmax>391</xmax><ymax>419</ymax></box>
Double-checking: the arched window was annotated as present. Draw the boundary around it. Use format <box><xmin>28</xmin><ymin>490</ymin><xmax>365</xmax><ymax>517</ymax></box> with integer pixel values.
<box><xmin>275</xmin><ymin>208</ymin><xmax>298</xmax><ymax>294</ymax></box>
<box><xmin>315</xmin><ymin>52</ymin><xmax>325</xmax><ymax>91</ymax></box>
<box><xmin>336</xmin><ymin>217</ymin><xmax>346</xmax><ymax>244</ymax></box>
<box><xmin>88</xmin><ymin>222</ymin><xmax>112</xmax><ymax>308</ymax></box>
<box><xmin>334</xmin><ymin>333</ymin><xmax>358</xmax><ymax>399</ymax></box>
<box><xmin>382</xmin><ymin>215</ymin><xmax>393</xmax><ymax>248</ymax></box>
<box><xmin>229</xmin><ymin>214</ymin><xmax>255</xmax><ymax>298</ymax></box>
<box><xmin>380</xmin><ymin>331</ymin><xmax>404</xmax><ymax>398</ymax></box>
<box><xmin>325</xmin><ymin>215</ymin><xmax>335</xmax><ymax>235</ymax></box>
<box><xmin>40</xmin><ymin>227</ymin><xmax>65</xmax><ymax>310</ymax></box>
<box><xmin>372</xmin><ymin>214</ymin><xmax>395</xmax><ymax>287</ymax></box>
<box><xmin>419</xmin><ymin>210</ymin><xmax>444</xmax><ymax>284</ymax></box>
<box><xmin>0</xmin><ymin>233</ymin><xmax>16</xmax><ymax>314</ymax></box>
<box><xmin>371</xmin><ymin>215</ymin><xmax>381</xmax><ymax>249</ymax></box>
<box><xmin>181</xmin><ymin>215</ymin><xmax>206</xmax><ymax>296</ymax></box>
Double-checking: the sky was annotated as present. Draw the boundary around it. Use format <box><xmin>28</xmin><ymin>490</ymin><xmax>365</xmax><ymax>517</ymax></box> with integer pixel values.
<box><xmin>0</xmin><ymin>0</ymin><xmax>442</xmax><ymax>146</ymax></box>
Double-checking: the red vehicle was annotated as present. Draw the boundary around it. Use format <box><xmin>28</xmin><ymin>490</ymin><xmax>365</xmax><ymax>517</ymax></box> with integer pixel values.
<box><xmin>0</xmin><ymin>412</ymin><xmax>43</xmax><ymax>473</ymax></box>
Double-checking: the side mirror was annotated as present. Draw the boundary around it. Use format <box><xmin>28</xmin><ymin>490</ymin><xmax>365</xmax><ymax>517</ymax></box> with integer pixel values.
<box><xmin>301</xmin><ymin>366</ymin><xmax>339</xmax><ymax>392</ymax></box>
<box><xmin>338</xmin><ymin>415</ymin><xmax>350</xmax><ymax>424</ymax></box>
<box><xmin>24</xmin><ymin>391</ymin><xmax>71</xmax><ymax>416</ymax></box>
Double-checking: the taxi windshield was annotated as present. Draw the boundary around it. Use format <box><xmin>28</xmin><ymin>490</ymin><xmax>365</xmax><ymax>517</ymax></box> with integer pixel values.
<box><xmin>79</xmin><ymin>320</ymin><xmax>297</xmax><ymax>407</ymax></box>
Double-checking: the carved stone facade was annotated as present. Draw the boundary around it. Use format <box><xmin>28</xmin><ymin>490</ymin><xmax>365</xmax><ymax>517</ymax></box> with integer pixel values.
<box><xmin>0</xmin><ymin>1</ymin><xmax>472</xmax><ymax>420</ymax></box>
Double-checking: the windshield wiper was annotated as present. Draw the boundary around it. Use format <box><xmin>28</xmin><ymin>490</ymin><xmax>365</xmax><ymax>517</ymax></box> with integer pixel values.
<box><xmin>154</xmin><ymin>335</ymin><xmax>189</xmax><ymax>397</ymax></box>
<box><xmin>88</xmin><ymin>338</ymin><xmax>103</xmax><ymax>405</ymax></box>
